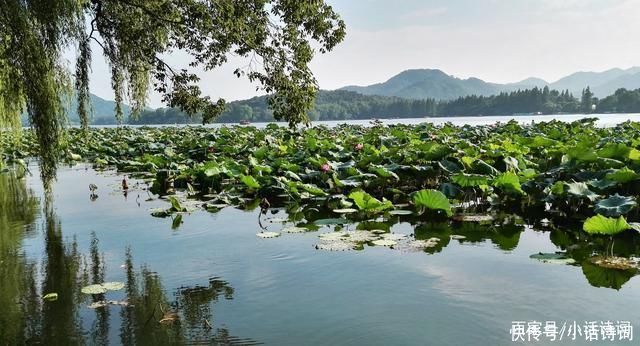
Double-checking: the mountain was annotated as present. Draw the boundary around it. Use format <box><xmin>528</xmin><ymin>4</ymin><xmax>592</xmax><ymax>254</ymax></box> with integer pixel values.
<box><xmin>340</xmin><ymin>67</ymin><xmax>640</xmax><ymax>100</ymax></box>
<box><xmin>21</xmin><ymin>93</ymin><xmax>131</xmax><ymax>125</ymax></box>
<box><xmin>507</xmin><ymin>77</ymin><xmax>549</xmax><ymax>89</ymax></box>
<box><xmin>69</xmin><ymin>93</ymin><xmax>131</xmax><ymax>124</ymax></box>
<box><xmin>341</xmin><ymin>69</ymin><xmax>503</xmax><ymax>100</ymax></box>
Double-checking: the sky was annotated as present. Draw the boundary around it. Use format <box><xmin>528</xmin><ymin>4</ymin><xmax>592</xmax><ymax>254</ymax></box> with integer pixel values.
<box><xmin>83</xmin><ymin>0</ymin><xmax>640</xmax><ymax>107</ymax></box>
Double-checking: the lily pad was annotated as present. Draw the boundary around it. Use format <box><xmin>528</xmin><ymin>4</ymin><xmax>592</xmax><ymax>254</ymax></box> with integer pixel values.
<box><xmin>342</xmin><ymin>231</ymin><xmax>379</xmax><ymax>242</ymax></box>
<box><xmin>388</xmin><ymin>210</ymin><xmax>413</xmax><ymax>215</ymax></box>
<box><xmin>332</xmin><ymin>208</ymin><xmax>358</xmax><ymax>214</ymax></box>
<box><xmin>452</xmin><ymin>214</ymin><xmax>494</xmax><ymax>222</ymax></box>
<box><xmin>406</xmin><ymin>239</ymin><xmax>439</xmax><ymax>249</ymax></box>
<box><xmin>315</xmin><ymin>240</ymin><xmax>355</xmax><ymax>251</ymax></box>
<box><xmin>530</xmin><ymin>252</ymin><xmax>576</xmax><ymax>264</ymax></box>
<box><xmin>256</xmin><ymin>231</ymin><xmax>281</xmax><ymax>238</ymax></box>
<box><xmin>81</xmin><ymin>284</ymin><xmax>107</xmax><ymax>295</ymax></box>
<box><xmin>372</xmin><ymin>239</ymin><xmax>397</xmax><ymax>247</ymax></box>
<box><xmin>43</xmin><ymin>293</ymin><xmax>58</xmax><ymax>301</ymax></box>
<box><xmin>281</xmin><ymin>226</ymin><xmax>308</xmax><ymax>233</ymax></box>
<box><xmin>380</xmin><ymin>233</ymin><xmax>407</xmax><ymax>241</ymax></box>
<box><xmin>102</xmin><ymin>282</ymin><xmax>125</xmax><ymax>291</ymax></box>
<box><xmin>318</xmin><ymin>231</ymin><xmax>348</xmax><ymax>241</ymax></box>
<box><xmin>314</xmin><ymin>218</ymin><xmax>349</xmax><ymax>225</ymax></box>
<box><xmin>594</xmin><ymin>194</ymin><xmax>637</xmax><ymax>217</ymax></box>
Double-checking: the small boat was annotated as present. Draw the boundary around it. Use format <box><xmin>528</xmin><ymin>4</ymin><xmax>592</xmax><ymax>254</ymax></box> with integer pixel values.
<box><xmin>239</xmin><ymin>120</ymin><xmax>250</xmax><ymax>125</ymax></box>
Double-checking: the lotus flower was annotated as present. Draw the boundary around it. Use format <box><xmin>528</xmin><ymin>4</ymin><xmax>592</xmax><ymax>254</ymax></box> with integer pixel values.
<box><xmin>320</xmin><ymin>163</ymin><xmax>331</xmax><ymax>172</ymax></box>
<box><xmin>355</xmin><ymin>143</ymin><xmax>364</xmax><ymax>150</ymax></box>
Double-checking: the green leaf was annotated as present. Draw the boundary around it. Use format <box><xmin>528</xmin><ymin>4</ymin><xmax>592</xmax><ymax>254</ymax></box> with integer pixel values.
<box><xmin>529</xmin><ymin>252</ymin><xmax>575</xmax><ymax>264</ymax></box>
<box><xmin>172</xmin><ymin>214</ymin><xmax>183</xmax><ymax>229</ymax></box>
<box><xmin>566</xmin><ymin>182</ymin><xmax>599</xmax><ymax>201</ymax></box>
<box><xmin>451</xmin><ymin>173</ymin><xmax>489</xmax><ymax>187</ymax></box>
<box><xmin>368</xmin><ymin>165</ymin><xmax>399</xmax><ymax>180</ymax></box>
<box><xmin>597</xmin><ymin>143</ymin><xmax>630</xmax><ymax>160</ymax></box>
<box><xmin>412</xmin><ymin>189</ymin><xmax>453</xmax><ymax>216</ymax></box>
<box><xmin>493</xmin><ymin>172</ymin><xmax>523</xmax><ymax>195</ymax></box>
<box><xmin>594</xmin><ymin>194</ymin><xmax>637</xmax><ymax>217</ymax></box>
<box><xmin>81</xmin><ymin>284</ymin><xmax>107</xmax><ymax>295</ymax></box>
<box><xmin>101</xmin><ymin>282</ymin><xmax>125</xmax><ymax>291</ymax></box>
<box><xmin>43</xmin><ymin>293</ymin><xmax>58</xmax><ymax>301</ymax></box>
<box><xmin>348</xmin><ymin>190</ymin><xmax>393</xmax><ymax>212</ymax></box>
<box><xmin>605</xmin><ymin>167</ymin><xmax>639</xmax><ymax>183</ymax></box>
<box><xmin>168</xmin><ymin>196</ymin><xmax>184</xmax><ymax>212</ymax></box>
<box><xmin>240</xmin><ymin>174</ymin><xmax>261</xmax><ymax>189</ymax></box>
<box><xmin>583</xmin><ymin>215</ymin><xmax>631</xmax><ymax>235</ymax></box>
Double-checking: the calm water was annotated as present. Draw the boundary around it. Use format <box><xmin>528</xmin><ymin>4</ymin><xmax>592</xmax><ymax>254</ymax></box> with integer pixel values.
<box><xmin>89</xmin><ymin>113</ymin><xmax>640</xmax><ymax>129</ymax></box>
<box><xmin>2</xmin><ymin>163</ymin><xmax>640</xmax><ymax>344</ymax></box>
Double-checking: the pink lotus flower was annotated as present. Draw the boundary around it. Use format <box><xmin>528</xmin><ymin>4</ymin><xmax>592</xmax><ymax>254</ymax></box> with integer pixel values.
<box><xmin>355</xmin><ymin>143</ymin><xmax>364</xmax><ymax>150</ymax></box>
<box><xmin>320</xmin><ymin>163</ymin><xmax>331</xmax><ymax>173</ymax></box>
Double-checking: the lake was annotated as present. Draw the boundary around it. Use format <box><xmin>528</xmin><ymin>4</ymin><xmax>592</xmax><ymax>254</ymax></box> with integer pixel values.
<box><xmin>2</xmin><ymin>117</ymin><xmax>640</xmax><ymax>345</ymax></box>
<box><xmin>90</xmin><ymin>113</ymin><xmax>640</xmax><ymax>129</ymax></box>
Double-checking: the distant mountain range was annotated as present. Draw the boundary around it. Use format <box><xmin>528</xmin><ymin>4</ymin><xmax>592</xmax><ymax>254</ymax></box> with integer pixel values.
<box><xmin>24</xmin><ymin>66</ymin><xmax>639</xmax><ymax>125</ymax></box>
<box><xmin>340</xmin><ymin>67</ymin><xmax>640</xmax><ymax>100</ymax></box>
<box><xmin>21</xmin><ymin>93</ymin><xmax>131</xmax><ymax>125</ymax></box>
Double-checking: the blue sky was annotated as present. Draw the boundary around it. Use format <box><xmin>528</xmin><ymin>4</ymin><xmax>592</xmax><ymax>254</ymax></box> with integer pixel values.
<box><xmin>84</xmin><ymin>0</ymin><xmax>640</xmax><ymax>107</ymax></box>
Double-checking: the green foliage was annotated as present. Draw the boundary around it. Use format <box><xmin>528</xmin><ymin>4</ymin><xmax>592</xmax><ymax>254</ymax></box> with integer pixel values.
<box><xmin>348</xmin><ymin>190</ymin><xmax>393</xmax><ymax>213</ymax></box>
<box><xmin>412</xmin><ymin>189</ymin><xmax>453</xmax><ymax>216</ymax></box>
<box><xmin>1</xmin><ymin>0</ymin><xmax>346</xmax><ymax>186</ymax></box>
<box><xmin>583</xmin><ymin>215</ymin><xmax>631</xmax><ymax>235</ymax></box>
<box><xmin>594</xmin><ymin>194</ymin><xmax>637</xmax><ymax>217</ymax></box>
<box><xmin>493</xmin><ymin>172</ymin><xmax>524</xmax><ymax>195</ymax></box>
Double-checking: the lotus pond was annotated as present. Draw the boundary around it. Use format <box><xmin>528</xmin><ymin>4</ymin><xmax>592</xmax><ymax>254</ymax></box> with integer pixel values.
<box><xmin>2</xmin><ymin>119</ymin><xmax>640</xmax><ymax>345</ymax></box>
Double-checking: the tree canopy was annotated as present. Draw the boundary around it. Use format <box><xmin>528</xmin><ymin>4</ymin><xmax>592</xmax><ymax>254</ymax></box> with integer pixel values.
<box><xmin>0</xmin><ymin>0</ymin><xmax>346</xmax><ymax>187</ymax></box>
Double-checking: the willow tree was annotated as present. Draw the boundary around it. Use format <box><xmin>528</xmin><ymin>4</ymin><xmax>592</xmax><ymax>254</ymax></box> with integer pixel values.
<box><xmin>0</xmin><ymin>0</ymin><xmax>346</xmax><ymax>188</ymax></box>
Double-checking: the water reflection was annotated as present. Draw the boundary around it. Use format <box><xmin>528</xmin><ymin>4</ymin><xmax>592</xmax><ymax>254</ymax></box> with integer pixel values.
<box><xmin>0</xmin><ymin>171</ymin><xmax>260</xmax><ymax>345</ymax></box>
<box><xmin>256</xmin><ymin>202</ymin><xmax>640</xmax><ymax>289</ymax></box>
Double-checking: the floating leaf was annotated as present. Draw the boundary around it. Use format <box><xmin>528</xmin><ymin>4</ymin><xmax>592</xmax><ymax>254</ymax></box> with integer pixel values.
<box><xmin>256</xmin><ymin>232</ymin><xmax>280</xmax><ymax>238</ymax></box>
<box><xmin>594</xmin><ymin>194</ymin><xmax>637</xmax><ymax>217</ymax></box>
<box><xmin>342</xmin><ymin>231</ymin><xmax>379</xmax><ymax>242</ymax></box>
<box><xmin>318</xmin><ymin>231</ymin><xmax>347</xmax><ymax>241</ymax></box>
<box><xmin>332</xmin><ymin>208</ymin><xmax>358</xmax><ymax>214</ymax></box>
<box><xmin>406</xmin><ymin>239</ymin><xmax>439</xmax><ymax>249</ymax></box>
<box><xmin>372</xmin><ymin>239</ymin><xmax>397</xmax><ymax>247</ymax></box>
<box><xmin>281</xmin><ymin>227</ymin><xmax>308</xmax><ymax>233</ymax></box>
<box><xmin>315</xmin><ymin>240</ymin><xmax>355</xmax><ymax>251</ymax></box>
<box><xmin>81</xmin><ymin>284</ymin><xmax>107</xmax><ymax>295</ymax></box>
<box><xmin>529</xmin><ymin>252</ymin><xmax>576</xmax><ymax>264</ymax></box>
<box><xmin>452</xmin><ymin>214</ymin><xmax>494</xmax><ymax>222</ymax></box>
<box><xmin>381</xmin><ymin>233</ymin><xmax>407</xmax><ymax>241</ymax></box>
<box><xmin>388</xmin><ymin>210</ymin><xmax>413</xmax><ymax>215</ymax></box>
<box><xmin>102</xmin><ymin>282</ymin><xmax>125</xmax><ymax>291</ymax></box>
<box><xmin>43</xmin><ymin>293</ymin><xmax>58</xmax><ymax>301</ymax></box>
<box><xmin>412</xmin><ymin>189</ymin><xmax>453</xmax><ymax>216</ymax></box>
<box><xmin>314</xmin><ymin>218</ymin><xmax>349</xmax><ymax>225</ymax></box>
<box><xmin>583</xmin><ymin>215</ymin><xmax>631</xmax><ymax>235</ymax></box>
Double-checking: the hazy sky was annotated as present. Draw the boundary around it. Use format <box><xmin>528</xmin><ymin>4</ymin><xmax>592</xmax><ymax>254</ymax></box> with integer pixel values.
<box><xmin>84</xmin><ymin>0</ymin><xmax>640</xmax><ymax>107</ymax></box>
